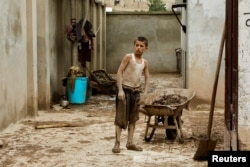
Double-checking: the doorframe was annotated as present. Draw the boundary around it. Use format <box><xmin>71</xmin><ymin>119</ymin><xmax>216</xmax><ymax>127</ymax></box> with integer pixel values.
<box><xmin>225</xmin><ymin>0</ymin><xmax>238</xmax><ymax>151</ymax></box>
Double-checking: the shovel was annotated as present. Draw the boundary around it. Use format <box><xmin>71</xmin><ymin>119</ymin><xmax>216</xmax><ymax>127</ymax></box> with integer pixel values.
<box><xmin>193</xmin><ymin>23</ymin><xmax>226</xmax><ymax>161</ymax></box>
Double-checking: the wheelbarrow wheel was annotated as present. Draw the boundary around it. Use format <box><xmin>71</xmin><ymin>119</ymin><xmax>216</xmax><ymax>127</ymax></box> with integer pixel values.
<box><xmin>165</xmin><ymin>116</ymin><xmax>177</xmax><ymax>140</ymax></box>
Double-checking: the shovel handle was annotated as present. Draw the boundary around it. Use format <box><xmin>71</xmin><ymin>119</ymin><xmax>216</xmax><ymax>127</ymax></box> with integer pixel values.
<box><xmin>207</xmin><ymin>23</ymin><xmax>226</xmax><ymax>139</ymax></box>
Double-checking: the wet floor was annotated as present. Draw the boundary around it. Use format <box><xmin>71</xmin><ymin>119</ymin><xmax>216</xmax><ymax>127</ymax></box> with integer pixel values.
<box><xmin>0</xmin><ymin>73</ymin><xmax>223</xmax><ymax>167</ymax></box>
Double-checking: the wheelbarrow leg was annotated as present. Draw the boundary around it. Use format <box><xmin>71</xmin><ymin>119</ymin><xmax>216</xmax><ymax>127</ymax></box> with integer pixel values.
<box><xmin>144</xmin><ymin>115</ymin><xmax>156</xmax><ymax>142</ymax></box>
<box><xmin>174</xmin><ymin>116</ymin><xmax>184</xmax><ymax>143</ymax></box>
<box><xmin>177</xmin><ymin>115</ymin><xmax>184</xmax><ymax>138</ymax></box>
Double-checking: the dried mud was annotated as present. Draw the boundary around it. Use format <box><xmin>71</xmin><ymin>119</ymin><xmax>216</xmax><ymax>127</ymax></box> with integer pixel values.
<box><xmin>0</xmin><ymin>74</ymin><xmax>224</xmax><ymax>167</ymax></box>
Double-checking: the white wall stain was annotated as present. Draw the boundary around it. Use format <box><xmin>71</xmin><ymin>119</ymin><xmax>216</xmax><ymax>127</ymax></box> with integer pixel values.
<box><xmin>238</xmin><ymin>0</ymin><xmax>250</xmax><ymax>150</ymax></box>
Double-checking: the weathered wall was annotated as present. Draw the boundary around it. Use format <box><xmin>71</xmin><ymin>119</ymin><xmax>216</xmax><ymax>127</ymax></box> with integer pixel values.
<box><xmin>106</xmin><ymin>12</ymin><xmax>181</xmax><ymax>73</ymax></box>
<box><xmin>37</xmin><ymin>0</ymin><xmax>50</xmax><ymax>110</ymax></box>
<box><xmin>238</xmin><ymin>0</ymin><xmax>250</xmax><ymax>150</ymax></box>
<box><xmin>0</xmin><ymin>0</ymin><xmax>106</xmax><ymax>130</ymax></box>
<box><xmin>187</xmin><ymin>0</ymin><xmax>225</xmax><ymax>108</ymax></box>
<box><xmin>37</xmin><ymin>0</ymin><xmax>107</xmax><ymax>103</ymax></box>
<box><xmin>104</xmin><ymin>0</ymin><xmax>176</xmax><ymax>12</ymax></box>
<box><xmin>26</xmin><ymin>0</ymin><xmax>38</xmax><ymax>116</ymax></box>
<box><xmin>0</xmin><ymin>0</ymin><xmax>29</xmax><ymax>130</ymax></box>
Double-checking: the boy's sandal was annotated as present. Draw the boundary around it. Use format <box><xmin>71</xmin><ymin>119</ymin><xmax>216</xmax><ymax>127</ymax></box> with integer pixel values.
<box><xmin>112</xmin><ymin>147</ymin><xmax>120</xmax><ymax>153</ymax></box>
<box><xmin>126</xmin><ymin>144</ymin><xmax>143</xmax><ymax>151</ymax></box>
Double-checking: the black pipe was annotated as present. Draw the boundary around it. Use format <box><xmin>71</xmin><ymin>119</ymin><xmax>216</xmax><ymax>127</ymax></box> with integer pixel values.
<box><xmin>171</xmin><ymin>4</ymin><xmax>186</xmax><ymax>33</ymax></box>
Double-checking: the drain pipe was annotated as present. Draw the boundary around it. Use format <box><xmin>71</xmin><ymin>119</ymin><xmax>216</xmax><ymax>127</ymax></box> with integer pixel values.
<box><xmin>171</xmin><ymin>4</ymin><xmax>187</xmax><ymax>33</ymax></box>
<box><xmin>172</xmin><ymin>3</ymin><xmax>187</xmax><ymax>88</ymax></box>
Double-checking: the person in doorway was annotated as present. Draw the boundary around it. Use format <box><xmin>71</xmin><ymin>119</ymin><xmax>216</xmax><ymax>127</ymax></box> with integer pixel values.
<box><xmin>112</xmin><ymin>36</ymin><xmax>150</xmax><ymax>153</ymax></box>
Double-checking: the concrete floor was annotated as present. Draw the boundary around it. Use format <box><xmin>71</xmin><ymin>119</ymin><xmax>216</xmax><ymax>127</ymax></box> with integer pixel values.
<box><xmin>0</xmin><ymin>74</ymin><xmax>224</xmax><ymax>167</ymax></box>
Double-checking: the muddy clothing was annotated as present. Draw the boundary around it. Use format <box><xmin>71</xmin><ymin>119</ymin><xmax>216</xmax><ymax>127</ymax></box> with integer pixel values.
<box><xmin>114</xmin><ymin>53</ymin><xmax>145</xmax><ymax>129</ymax></box>
<box><xmin>78</xmin><ymin>41</ymin><xmax>92</xmax><ymax>67</ymax></box>
<box><xmin>115</xmin><ymin>87</ymin><xmax>140</xmax><ymax>129</ymax></box>
<box><xmin>76</xmin><ymin>19</ymin><xmax>95</xmax><ymax>68</ymax></box>
<box><xmin>122</xmin><ymin>53</ymin><xmax>145</xmax><ymax>88</ymax></box>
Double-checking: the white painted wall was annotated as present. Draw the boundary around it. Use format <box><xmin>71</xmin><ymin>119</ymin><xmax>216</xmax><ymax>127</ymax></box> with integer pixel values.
<box><xmin>0</xmin><ymin>0</ymin><xmax>106</xmax><ymax>130</ymax></box>
<box><xmin>238</xmin><ymin>0</ymin><xmax>250</xmax><ymax>150</ymax></box>
<box><xmin>187</xmin><ymin>0</ymin><xmax>225</xmax><ymax>108</ymax></box>
<box><xmin>0</xmin><ymin>0</ymin><xmax>28</xmax><ymax>129</ymax></box>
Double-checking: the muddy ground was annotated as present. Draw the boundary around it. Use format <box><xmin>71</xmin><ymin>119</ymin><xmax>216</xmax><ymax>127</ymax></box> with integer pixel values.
<box><xmin>0</xmin><ymin>74</ymin><xmax>224</xmax><ymax>167</ymax></box>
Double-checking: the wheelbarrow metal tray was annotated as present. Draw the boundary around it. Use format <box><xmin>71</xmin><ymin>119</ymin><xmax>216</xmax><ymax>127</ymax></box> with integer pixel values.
<box><xmin>143</xmin><ymin>105</ymin><xmax>178</xmax><ymax>116</ymax></box>
<box><xmin>90</xmin><ymin>70</ymin><xmax>116</xmax><ymax>87</ymax></box>
<box><xmin>140</xmin><ymin>88</ymin><xmax>196</xmax><ymax>116</ymax></box>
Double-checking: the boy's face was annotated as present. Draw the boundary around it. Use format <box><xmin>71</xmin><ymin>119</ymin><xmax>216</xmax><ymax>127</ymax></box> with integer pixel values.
<box><xmin>134</xmin><ymin>40</ymin><xmax>147</xmax><ymax>55</ymax></box>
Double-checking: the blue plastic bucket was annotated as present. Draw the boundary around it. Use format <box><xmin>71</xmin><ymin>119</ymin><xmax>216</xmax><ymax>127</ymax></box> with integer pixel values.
<box><xmin>67</xmin><ymin>77</ymin><xmax>88</xmax><ymax>104</ymax></box>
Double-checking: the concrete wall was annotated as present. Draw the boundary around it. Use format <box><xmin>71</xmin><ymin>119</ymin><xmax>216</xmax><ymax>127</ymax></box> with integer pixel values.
<box><xmin>26</xmin><ymin>0</ymin><xmax>38</xmax><ymax>116</ymax></box>
<box><xmin>187</xmin><ymin>0</ymin><xmax>225</xmax><ymax>108</ymax></box>
<box><xmin>37</xmin><ymin>0</ymin><xmax>50</xmax><ymax>110</ymax></box>
<box><xmin>104</xmin><ymin>0</ymin><xmax>176</xmax><ymax>12</ymax></box>
<box><xmin>106</xmin><ymin>12</ymin><xmax>181</xmax><ymax>73</ymax></box>
<box><xmin>0</xmin><ymin>0</ymin><xmax>31</xmax><ymax>130</ymax></box>
<box><xmin>0</xmin><ymin>0</ymin><xmax>106</xmax><ymax>130</ymax></box>
<box><xmin>238</xmin><ymin>0</ymin><xmax>250</xmax><ymax>150</ymax></box>
<box><xmin>37</xmin><ymin>0</ymin><xmax>107</xmax><ymax>103</ymax></box>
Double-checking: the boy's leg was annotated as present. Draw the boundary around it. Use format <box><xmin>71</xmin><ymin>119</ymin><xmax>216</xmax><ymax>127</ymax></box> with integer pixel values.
<box><xmin>126</xmin><ymin>122</ymin><xmax>143</xmax><ymax>151</ymax></box>
<box><xmin>127</xmin><ymin>122</ymin><xmax>135</xmax><ymax>145</ymax></box>
<box><xmin>112</xmin><ymin>125</ymin><xmax>122</xmax><ymax>153</ymax></box>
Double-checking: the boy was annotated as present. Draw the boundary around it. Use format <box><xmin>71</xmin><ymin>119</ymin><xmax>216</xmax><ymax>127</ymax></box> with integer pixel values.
<box><xmin>112</xmin><ymin>36</ymin><xmax>150</xmax><ymax>153</ymax></box>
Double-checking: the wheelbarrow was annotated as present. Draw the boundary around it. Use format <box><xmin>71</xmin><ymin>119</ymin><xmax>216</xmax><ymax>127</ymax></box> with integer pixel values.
<box><xmin>88</xmin><ymin>69</ymin><xmax>117</xmax><ymax>95</ymax></box>
<box><xmin>139</xmin><ymin>88</ymin><xmax>196</xmax><ymax>143</ymax></box>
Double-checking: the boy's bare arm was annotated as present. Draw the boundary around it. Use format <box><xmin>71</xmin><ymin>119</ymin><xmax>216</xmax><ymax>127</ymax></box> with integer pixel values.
<box><xmin>143</xmin><ymin>59</ymin><xmax>150</xmax><ymax>94</ymax></box>
<box><xmin>116</xmin><ymin>54</ymin><xmax>131</xmax><ymax>99</ymax></box>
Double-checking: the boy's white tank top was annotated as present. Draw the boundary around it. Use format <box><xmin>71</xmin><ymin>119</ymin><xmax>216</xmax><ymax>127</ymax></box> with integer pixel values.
<box><xmin>122</xmin><ymin>53</ymin><xmax>145</xmax><ymax>88</ymax></box>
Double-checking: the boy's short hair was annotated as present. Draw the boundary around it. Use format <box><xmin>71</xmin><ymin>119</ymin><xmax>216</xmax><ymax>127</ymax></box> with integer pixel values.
<box><xmin>134</xmin><ymin>36</ymin><xmax>148</xmax><ymax>47</ymax></box>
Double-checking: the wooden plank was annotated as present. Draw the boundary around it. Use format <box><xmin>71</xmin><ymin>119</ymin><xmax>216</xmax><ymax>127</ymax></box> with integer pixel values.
<box><xmin>35</xmin><ymin>123</ymin><xmax>84</xmax><ymax>129</ymax></box>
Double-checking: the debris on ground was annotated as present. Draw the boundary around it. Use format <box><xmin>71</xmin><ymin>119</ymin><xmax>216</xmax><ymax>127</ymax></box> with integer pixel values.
<box><xmin>34</xmin><ymin>122</ymin><xmax>86</xmax><ymax>129</ymax></box>
<box><xmin>0</xmin><ymin>140</ymin><xmax>3</xmax><ymax>148</ymax></box>
<box><xmin>0</xmin><ymin>74</ymin><xmax>223</xmax><ymax>167</ymax></box>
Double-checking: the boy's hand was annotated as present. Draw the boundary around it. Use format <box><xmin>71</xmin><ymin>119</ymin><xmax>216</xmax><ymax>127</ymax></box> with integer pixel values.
<box><xmin>139</xmin><ymin>93</ymin><xmax>147</xmax><ymax>105</ymax></box>
<box><xmin>118</xmin><ymin>90</ymin><xmax>125</xmax><ymax>100</ymax></box>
